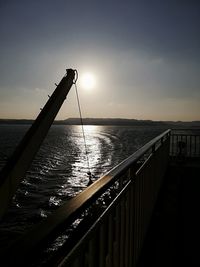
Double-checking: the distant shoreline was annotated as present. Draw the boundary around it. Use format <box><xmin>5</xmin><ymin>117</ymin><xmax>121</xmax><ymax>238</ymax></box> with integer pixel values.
<box><xmin>0</xmin><ymin>118</ymin><xmax>200</xmax><ymax>127</ymax></box>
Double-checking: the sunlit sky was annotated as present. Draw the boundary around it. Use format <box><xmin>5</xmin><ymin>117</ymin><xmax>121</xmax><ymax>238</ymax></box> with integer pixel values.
<box><xmin>0</xmin><ymin>0</ymin><xmax>199</xmax><ymax>121</ymax></box>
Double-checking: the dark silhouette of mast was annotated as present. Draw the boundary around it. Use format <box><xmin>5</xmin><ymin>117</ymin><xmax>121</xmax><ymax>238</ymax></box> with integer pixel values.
<box><xmin>0</xmin><ymin>69</ymin><xmax>75</xmax><ymax>219</ymax></box>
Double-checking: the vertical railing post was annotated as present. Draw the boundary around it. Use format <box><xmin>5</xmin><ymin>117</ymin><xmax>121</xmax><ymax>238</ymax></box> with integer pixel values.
<box><xmin>99</xmin><ymin>222</ymin><xmax>106</xmax><ymax>267</ymax></box>
<box><xmin>107</xmin><ymin>214</ymin><xmax>113</xmax><ymax>267</ymax></box>
<box><xmin>120</xmin><ymin>198</ymin><xmax>125</xmax><ymax>267</ymax></box>
<box><xmin>114</xmin><ymin>204</ymin><xmax>120</xmax><ymax>267</ymax></box>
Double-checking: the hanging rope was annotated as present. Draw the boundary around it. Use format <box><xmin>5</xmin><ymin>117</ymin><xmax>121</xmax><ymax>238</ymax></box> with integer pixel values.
<box><xmin>73</xmin><ymin>70</ymin><xmax>93</xmax><ymax>185</ymax></box>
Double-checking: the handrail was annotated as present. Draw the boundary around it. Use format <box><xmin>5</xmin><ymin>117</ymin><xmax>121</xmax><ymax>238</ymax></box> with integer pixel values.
<box><xmin>2</xmin><ymin>129</ymin><xmax>171</xmax><ymax>265</ymax></box>
<box><xmin>60</xmin><ymin>178</ymin><xmax>133</xmax><ymax>266</ymax></box>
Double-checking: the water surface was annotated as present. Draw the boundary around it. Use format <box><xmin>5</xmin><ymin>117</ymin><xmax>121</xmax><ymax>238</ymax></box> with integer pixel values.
<box><xmin>0</xmin><ymin>124</ymin><xmax>167</xmax><ymax>235</ymax></box>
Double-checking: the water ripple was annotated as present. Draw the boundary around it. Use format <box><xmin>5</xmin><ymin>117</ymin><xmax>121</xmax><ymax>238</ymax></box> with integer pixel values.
<box><xmin>0</xmin><ymin>124</ymin><xmax>166</xmax><ymax>241</ymax></box>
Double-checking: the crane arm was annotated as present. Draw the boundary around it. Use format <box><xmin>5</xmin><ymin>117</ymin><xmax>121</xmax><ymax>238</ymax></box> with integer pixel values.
<box><xmin>0</xmin><ymin>69</ymin><xmax>75</xmax><ymax>219</ymax></box>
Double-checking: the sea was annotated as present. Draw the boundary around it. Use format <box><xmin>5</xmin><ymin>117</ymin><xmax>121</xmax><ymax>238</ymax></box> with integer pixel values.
<box><xmin>0</xmin><ymin>124</ymin><xmax>168</xmax><ymax>247</ymax></box>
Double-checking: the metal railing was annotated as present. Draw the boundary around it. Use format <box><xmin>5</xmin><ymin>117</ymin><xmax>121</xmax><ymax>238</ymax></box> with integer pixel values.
<box><xmin>170</xmin><ymin>129</ymin><xmax>200</xmax><ymax>158</ymax></box>
<box><xmin>58</xmin><ymin>130</ymin><xmax>170</xmax><ymax>267</ymax></box>
<box><xmin>2</xmin><ymin>130</ymin><xmax>171</xmax><ymax>267</ymax></box>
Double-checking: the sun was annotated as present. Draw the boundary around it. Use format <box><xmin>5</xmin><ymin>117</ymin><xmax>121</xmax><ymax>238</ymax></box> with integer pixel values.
<box><xmin>80</xmin><ymin>72</ymin><xmax>96</xmax><ymax>90</ymax></box>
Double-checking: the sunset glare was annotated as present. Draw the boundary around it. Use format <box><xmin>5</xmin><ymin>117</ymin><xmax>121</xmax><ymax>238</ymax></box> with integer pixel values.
<box><xmin>80</xmin><ymin>73</ymin><xmax>96</xmax><ymax>90</ymax></box>
<box><xmin>0</xmin><ymin>1</ymin><xmax>200</xmax><ymax>121</ymax></box>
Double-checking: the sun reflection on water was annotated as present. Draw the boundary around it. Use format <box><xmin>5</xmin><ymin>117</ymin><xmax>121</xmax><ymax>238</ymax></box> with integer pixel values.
<box><xmin>69</xmin><ymin>125</ymin><xmax>107</xmax><ymax>190</ymax></box>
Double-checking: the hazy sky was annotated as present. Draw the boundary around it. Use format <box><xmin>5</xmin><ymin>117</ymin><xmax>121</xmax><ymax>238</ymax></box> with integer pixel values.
<box><xmin>0</xmin><ymin>0</ymin><xmax>199</xmax><ymax>121</ymax></box>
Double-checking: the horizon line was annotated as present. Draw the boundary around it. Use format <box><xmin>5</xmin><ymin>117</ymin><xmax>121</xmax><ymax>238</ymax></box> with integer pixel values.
<box><xmin>0</xmin><ymin>117</ymin><xmax>200</xmax><ymax>123</ymax></box>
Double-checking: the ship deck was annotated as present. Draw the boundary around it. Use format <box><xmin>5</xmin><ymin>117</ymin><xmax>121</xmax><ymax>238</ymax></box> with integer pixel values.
<box><xmin>138</xmin><ymin>157</ymin><xmax>200</xmax><ymax>266</ymax></box>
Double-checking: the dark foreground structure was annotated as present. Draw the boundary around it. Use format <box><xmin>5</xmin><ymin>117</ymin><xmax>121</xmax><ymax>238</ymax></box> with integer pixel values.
<box><xmin>1</xmin><ymin>128</ymin><xmax>200</xmax><ymax>266</ymax></box>
<box><xmin>138</xmin><ymin>130</ymin><xmax>200</xmax><ymax>267</ymax></box>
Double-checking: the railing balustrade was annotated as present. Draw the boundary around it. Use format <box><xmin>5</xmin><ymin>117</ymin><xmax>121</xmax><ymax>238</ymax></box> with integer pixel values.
<box><xmin>2</xmin><ymin>130</ymin><xmax>171</xmax><ymax>267</ymax></box>
<box><xmin>170</xmin><ymin>129</ymin><xmax>200</xmax><ymax>158</ymax></box>
<box><xmin>59</xmin><ymin>131</ymin><xmax>170</xmax><ymax>267</ymax></box>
